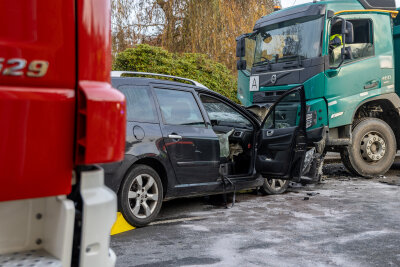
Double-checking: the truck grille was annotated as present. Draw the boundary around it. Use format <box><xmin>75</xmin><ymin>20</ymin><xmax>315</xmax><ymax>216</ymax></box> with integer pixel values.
<box><xmin>253</xmin><ymin>91</ymin><xmax>286</xmax><ymax>103</ymax></box>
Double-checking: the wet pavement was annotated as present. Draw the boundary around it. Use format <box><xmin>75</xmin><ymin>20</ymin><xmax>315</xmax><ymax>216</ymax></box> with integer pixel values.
<box><xmin>111</xmin><ymin>163</ymin><xmax>400</xmax><ymax>267</ymax></box>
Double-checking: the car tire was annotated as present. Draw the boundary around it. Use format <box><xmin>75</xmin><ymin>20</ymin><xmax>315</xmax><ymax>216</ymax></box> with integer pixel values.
<box><xmin>260</xmin><ymin>178</ymin><xmax>290</xmax><ymax>195</ymax></box>
<box><xmin>341</xmin><ymin>118</ymin><xmax>396</xmax><ymax>177</ymax></box>
<box><xmin>119</xmin><ymin>165</ymin><xmax>163</xmax><ymax>227</ymax></box>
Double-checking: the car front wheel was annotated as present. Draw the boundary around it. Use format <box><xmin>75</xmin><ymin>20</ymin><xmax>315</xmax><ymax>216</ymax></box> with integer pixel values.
<box><xmin>260</xmin><ymin>178</ymin><xmax>290</xmax><ymax>195</ymax></box>
<box><xmin>119</xmin><ymin>165</ymin><xmax>163</xmax><ymax>227</ymax></box>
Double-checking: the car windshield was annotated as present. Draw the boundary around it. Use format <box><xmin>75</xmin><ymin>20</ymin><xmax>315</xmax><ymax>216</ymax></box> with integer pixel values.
<box><xmin>200</xmin><ymin>95</ymin><xmax>253</xmax><ymax>129</ymax></box>
<box><xmin>252</xmin><ymin>16</ymin><xmax>324</xmax><ymax>65</ymax></box>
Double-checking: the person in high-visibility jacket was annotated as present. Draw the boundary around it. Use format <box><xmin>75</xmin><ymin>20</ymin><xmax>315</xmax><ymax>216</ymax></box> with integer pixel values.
<box><xmin>329</xmin><ymin>34</ymin><xmax>343</xmax><ymax>65</ymax></box>
<box><xmin>330</xmin><ymin>34</ymin><xmax>343</xmax><ymax>48</ymax></box>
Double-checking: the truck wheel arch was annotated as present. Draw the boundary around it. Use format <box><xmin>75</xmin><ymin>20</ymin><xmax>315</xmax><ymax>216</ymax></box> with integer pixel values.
<box><xmin>352</xmin><ymin>93</ymin><xmax>400</xmax><ymax>148</ymax></box>
<box><xmin>352</xmin><ymin>93</ymin><xmax>400</xmax><ymax>120</ymax></box>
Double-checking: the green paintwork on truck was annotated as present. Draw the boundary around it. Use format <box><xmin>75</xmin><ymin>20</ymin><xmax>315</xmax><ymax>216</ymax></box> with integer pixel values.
<box><xmin>394</xmin><ymin>8</ymin><xmax>400</xmax><ymax>97</ymax></box>
<box><xmin>325</xmin><ymin>11</ymin><xmax>395</xmax><ymax>128</ymax></box>
<box><xmin>238</xmin><ymin>0</ymin><xmax>398</xmax><ymax>131</ymax></box>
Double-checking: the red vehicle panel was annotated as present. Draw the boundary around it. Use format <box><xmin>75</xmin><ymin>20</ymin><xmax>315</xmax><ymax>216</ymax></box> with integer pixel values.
<box><xmin>0</xmin><ymin>0</ymin><xmax>125</xmax><ymax>202</ymax></box>
<box><xmin>0</xmin><ymin>1</ymin><xmax>76</xmax><ymax>88</ymax></box>
<box><xmin>75</xmin><ymin>0</ymin><xmax>126</xmax><ymax>164</ymax></box>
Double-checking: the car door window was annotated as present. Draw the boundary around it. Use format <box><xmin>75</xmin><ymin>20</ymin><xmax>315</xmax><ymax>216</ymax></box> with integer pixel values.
<box><xmin>118</xmin><ymin>85</ymin><xmax>158</xmax><ymax>123</ymax></box>
<box><xmin>200</xmin><ymin>94</ymin><xmax>253</xmax><ymax>129</ymax></box>
<box><xmin>264</xmin><ymin>90</ymin><xmax>301</xmax><ymax>129</ymax></box>
<box><xmin>154</xmin><ymin>88</ymin><xmax>205</xmax><ymax>127</ymax></box>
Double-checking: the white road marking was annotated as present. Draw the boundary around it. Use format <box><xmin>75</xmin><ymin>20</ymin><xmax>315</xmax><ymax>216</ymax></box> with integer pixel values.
<box><xmin>149</xmin><ymin>216</ymin><xmax>206</xmax><ymax>225</ymax></box>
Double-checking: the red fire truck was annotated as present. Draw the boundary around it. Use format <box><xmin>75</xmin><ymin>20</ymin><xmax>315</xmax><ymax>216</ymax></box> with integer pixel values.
<box><xmin>0</xmin><ymin>1</ymin><xmax>126</xmax><ymax>266</ymax></box>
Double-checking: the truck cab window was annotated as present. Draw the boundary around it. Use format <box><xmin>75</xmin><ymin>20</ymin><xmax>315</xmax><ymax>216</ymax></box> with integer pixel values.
<box><xmin>243</xmin><ymin>37</ymin><xmax>257</xmax><ymax>72</ymax></box>
<box><xmin>330</xmin><ymin>19</ymin><xmax>374</xmax><ymax>66</ymax></box>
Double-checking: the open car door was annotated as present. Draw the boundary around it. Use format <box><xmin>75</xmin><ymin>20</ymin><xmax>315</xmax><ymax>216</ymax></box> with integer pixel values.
<box><xmin>255</xmin><ymin>86</ymin><xmax>307</xmax><ymax>181</ymax></box>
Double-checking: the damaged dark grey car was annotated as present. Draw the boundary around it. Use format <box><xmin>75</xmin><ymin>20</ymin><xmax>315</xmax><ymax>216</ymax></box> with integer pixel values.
<box><xmin>102</xmin><ymin>71</ymin><xmax>327</xmax><ymax>227</ymax></box>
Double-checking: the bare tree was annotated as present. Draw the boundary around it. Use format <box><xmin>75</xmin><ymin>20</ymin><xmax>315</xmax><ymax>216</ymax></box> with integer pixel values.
<box><xmin>111</xmin><ymin>0</ymin><xmax>274</xmax><ymax>71</ymax></box>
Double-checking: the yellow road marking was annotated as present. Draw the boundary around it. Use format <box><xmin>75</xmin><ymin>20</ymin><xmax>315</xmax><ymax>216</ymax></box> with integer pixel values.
<box><xmin>110</xmin><ymin>214</ymin><xmax>207</xmax><ymax>235</ymax></box>
<box><xmin>111</xmin><ymin>212</ymin><xmax>135</xmax><ymax>235</ymax></box>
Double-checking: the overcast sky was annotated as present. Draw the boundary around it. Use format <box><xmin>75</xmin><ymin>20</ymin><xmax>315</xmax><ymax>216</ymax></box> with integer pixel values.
<box><xmin>281</xmin><ymin>0</ymin><xmax>400</xmax><ymax>8</ymax></box>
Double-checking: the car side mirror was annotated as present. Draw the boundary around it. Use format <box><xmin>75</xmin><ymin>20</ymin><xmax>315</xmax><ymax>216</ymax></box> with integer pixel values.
<box><xmin>236</xmin><ymin>36</ymin><xmax>246</xmax><ymax>58</ymax></box>
<box><xmin>237</xmin><ymin>59</ymin><xmax>247</xmax><ymax>70</ymax></box>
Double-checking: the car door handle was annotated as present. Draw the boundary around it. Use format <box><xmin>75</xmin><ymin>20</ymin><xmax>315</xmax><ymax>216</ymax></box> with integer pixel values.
<box><xmin>364</xmin><ymin>80</ymin><xmax>379</xmax><ymax>90</ymax></box>
<box><xmin>266</xmin><ymin>130</ymin><xmax>274</xmax><ymax>137</ymax></box>
<box><xmin>168</xmin><ymin>134</ymin><xmax>182</xmax><ymax>140</ymax></box>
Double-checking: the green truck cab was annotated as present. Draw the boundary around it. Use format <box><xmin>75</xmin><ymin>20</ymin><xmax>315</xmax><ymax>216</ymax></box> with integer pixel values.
<box><xmin>236</xmin><ymin>0</ymin><xmax>400</xmax><ymax>177</ymax></box>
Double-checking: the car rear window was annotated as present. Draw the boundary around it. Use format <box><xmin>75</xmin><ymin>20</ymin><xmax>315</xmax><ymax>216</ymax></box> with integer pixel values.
<box><xmin>118</xmin><ymin>85</ymin><xmax>158</xmax><ymax>123</ymax></box>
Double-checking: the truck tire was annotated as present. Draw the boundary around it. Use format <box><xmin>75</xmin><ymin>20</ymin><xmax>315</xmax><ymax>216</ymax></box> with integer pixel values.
<box><xmin>260</xmin><ymin>178</ymin><xmax>290</xmax><ymax>195</ymax></box>
<box><xmin>119</xmin><ymin>165</ymin><xmax>163</xmax><ymax>227</ymax></box>
<box><xmin>341</xmin><ymin>118</ymin><xmax>396</xmax><ymax>177</ymax></box>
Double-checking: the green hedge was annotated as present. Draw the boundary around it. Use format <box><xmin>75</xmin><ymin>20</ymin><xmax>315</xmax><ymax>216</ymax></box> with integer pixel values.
<box><xmin>113</xmin><ymin>44</ymin><xmax>238</xmax><ymax>101</ymax></box>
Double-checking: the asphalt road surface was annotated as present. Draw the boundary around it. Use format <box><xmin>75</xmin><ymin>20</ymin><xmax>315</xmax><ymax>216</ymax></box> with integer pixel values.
<box><xmin>111</xmin><ymin>162</ymin><xmax>400</xmax><ymax>267</ymax></box>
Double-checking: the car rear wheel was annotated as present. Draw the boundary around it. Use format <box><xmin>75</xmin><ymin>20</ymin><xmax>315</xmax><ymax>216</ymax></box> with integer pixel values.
<box><xmin>119</xmin><ymin>165</ymin><xmax>163</xmax><ymax>227</ymax></box>
<box><xmin>260</xmin><ymin>178</ymin><xmax>290</xmax><ymax>195</ymax></box>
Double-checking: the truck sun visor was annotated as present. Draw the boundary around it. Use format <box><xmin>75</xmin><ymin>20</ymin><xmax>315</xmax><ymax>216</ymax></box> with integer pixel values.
<box><xmin>358</xmin><ymin>0</ymin><xmax>396</xmax><ymax>10</ymax></box>
<box><xmin>253</xmin><ymin>4</ymin><xmax>326</xmax><ymax>30</ymax></box>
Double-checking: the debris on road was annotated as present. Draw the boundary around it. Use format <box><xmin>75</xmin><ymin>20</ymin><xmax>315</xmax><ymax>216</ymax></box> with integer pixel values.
<box><xmin>379</xmin><ymin>178</ymin><xmax>400</xmax><ymax>186</ymax></box>
<box><xmin>112</xmin><ymin>167</ymin><xmax>400</xmax><ymax>266</ymax></box>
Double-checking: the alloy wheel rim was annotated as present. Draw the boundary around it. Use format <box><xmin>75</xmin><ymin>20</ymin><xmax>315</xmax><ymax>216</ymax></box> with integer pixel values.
<box><xmin>267</xmin><ymin>179</ymin><xmax>286</xmax><ymax>191</ymax></box>
<box><xmin>360</xmin><ymin>131</ymin><xmax>386</xmax><ymax>163</ymax></box>
<box><xmin>128</xmin><ymin>174</ymin><xmax>159</xmax><ymax>219</ymax></box>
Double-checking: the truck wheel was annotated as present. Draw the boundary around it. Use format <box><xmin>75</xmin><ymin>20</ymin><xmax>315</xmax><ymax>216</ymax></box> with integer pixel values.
<box><xmin>341</xmin><ymin>118</ymin><xmax>396</xmax><ymax>177</ymax></box>
<box><xmin>119</xmin><ymin>165</ymin><xmax>163</xmax><ymax>227</ymax></box>
<box><xmin>260</xmin><ymin>178</ymin><xmax>289</xmax><ymax>195</ymax></box>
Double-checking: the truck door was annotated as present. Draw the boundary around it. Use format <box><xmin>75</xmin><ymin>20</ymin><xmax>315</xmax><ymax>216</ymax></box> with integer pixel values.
<box><xmin>255</xmin><ymin>86</ymin><xmax>307</xmax><ymax>180</ymax></box>
<box><xmin>326</xmin><ymin>18</ymin><xmax>384</xmax><ymax>124</ymax></box>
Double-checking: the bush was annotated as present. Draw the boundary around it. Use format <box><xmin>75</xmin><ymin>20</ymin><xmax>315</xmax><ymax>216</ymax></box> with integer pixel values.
<box><xmin>113</xmin><ymin>44</ymin><xmax>238</xmax><ymax>101</ymax></box>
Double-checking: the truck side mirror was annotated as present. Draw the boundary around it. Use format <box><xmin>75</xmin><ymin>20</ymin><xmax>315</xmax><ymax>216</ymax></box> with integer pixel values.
<box><xmin>329</xmin><ymin>17</ymin><xmax>354</xmax><ymax>70</ymax></box>
<box><xmin>237</xmin><ymin>59</ymin><xmax>247</xmax><ymax>70</ymax></box>
<box><xmin>341</xmin><ymin>46</ymin><xmax>353</xmax><ymax>60</ymax></box>
<box><xmin>327</xmin><ymin>10</ymin><xmax>335</xmax><ymax>19</ymax></box>
<box><xmin>236</xmin><ymin>37</ymin><xmax>246</xmax><ymax>58</ymax></box>
<box><xmin>342</xmin><ymin>21</ymin><xmax>354</xmax><ymax>44</ymax></box>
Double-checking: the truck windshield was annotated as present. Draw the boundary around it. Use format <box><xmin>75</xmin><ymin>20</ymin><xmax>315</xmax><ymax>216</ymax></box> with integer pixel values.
<box><xmin>253</xmin><ymin>16</ymin><xmax>324</xmax><ymax>65</ymax></box>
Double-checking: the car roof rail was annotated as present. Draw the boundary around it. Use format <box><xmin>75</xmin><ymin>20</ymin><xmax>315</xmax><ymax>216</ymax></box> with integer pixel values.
<box><xmin>111</xmin><ymin>71</ymin><xmax>208</xmax><ymax>89</ymax></box>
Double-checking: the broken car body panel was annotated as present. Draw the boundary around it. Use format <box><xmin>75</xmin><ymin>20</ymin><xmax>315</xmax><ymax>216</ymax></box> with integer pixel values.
<box><xmin>103</xmin><ymin>76</ymin><xmax>326</xmax><ymax>199</ymax></box>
